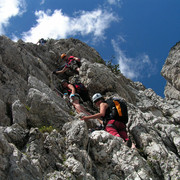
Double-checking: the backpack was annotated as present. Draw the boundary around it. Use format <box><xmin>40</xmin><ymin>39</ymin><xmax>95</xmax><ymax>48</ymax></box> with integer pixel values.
<box><xmin>106</xmin><ymin>98</ymin><xmax>128</xmax><ymax>124</ymax></box>
<box><xmin>73</xmin><ymin>83</ymin><xmax>88</xmax><ymax>94</ymax></box>
<box><xmin>68</xmin><ymin>56</ymin><xmax>81</xmax><ymax>68</ymax></box>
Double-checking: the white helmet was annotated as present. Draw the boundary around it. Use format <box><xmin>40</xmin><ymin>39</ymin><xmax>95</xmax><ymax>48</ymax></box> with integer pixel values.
<box><xmin>92</xmin><ymin>93</ymin><xmax>102</xmax><ymax>103</ymax></box>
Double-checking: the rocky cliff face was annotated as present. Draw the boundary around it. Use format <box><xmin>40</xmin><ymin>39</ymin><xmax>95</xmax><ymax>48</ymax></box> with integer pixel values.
<box><xmin>0</xmin><ymin>36</ymin><xmax>179</xmax><ymax>180</ymax></box>
<box><xmin>161</xmin><ymin>41</ymin><xmax>180</xmax><ymax>101</ymax></box>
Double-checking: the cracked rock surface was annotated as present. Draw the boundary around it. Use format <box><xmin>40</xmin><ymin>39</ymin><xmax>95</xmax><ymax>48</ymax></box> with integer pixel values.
<box><xmin>0</xmin><ymin>36</ymin><xmax>179</xmax><ymax>180</ymax></box>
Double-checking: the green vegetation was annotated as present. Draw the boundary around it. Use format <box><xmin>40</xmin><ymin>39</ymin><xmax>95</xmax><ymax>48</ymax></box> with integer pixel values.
<box><xmin>96</xmin><ymin>56</ymin><xmax>121</xmax><ymax>75</ymax></box>
<box><xmin>152</xmin><ymin>155</ymin><xmax>158</xmax><ymax>161</ymax></box>
<box><xmin>39</xmin><ymin>126</ymin><xmax>55</xmax><ymax>134</ymax></box>
<box><xmin>147</xmin><ymin>159</ymin><xmax>154</xmax><ymax>168</ymax></box>
<box><xmin>95</xmin><ymin>58</ymin><xmax>105</xmax><ymax>64</ymax></box>
<box><xmin>26</xmin><ymin>143</ymin><xmax>30</xmax><ymax>148</ymax></box>
<box><xmin>69</xmin><ymin>111</ymin><xmax>76</xmax><ymax>116</ymax></box>
<box><xmin>25</xmin><ymin>105</ymin><xmax>30</xmax><ymax>111</ymax></box>
<box><xmin>62</xmin><ymin>153</ymin><xmax>67</xmax><ymax>163</ymax></box>
<box><xmin>106</xmin><ymin>56</ymin><xmax>121</xmax><ymax>75</ymax></box>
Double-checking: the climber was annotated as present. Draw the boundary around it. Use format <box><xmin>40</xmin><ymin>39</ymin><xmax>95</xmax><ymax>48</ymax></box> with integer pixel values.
<box><xmin>81</xmin><ymin>93</ymin><xmax>135</xmax><ymax>148</ymax></box>
<box><xmin>73</xmin><ymin>82</ymin><xmax>92</xmax><ymax>103</ymax></box>
<box><xmin>37</xmin><ymin>38</ymin><xmax>47</xmax><ymax>45</ymax></box>
<box><xmin>61</xmin><ymin>79</ymin><xmax>91</xmax><ymax>115</ymax></box>
<box><xmin>53</xmin><ymin>53</ymin><xmax>81</xmax><ymax>75</ymax></box>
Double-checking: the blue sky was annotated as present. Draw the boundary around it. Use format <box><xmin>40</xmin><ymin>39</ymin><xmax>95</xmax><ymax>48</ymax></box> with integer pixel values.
<box><xmin>1</xmin><ymin>0</ymin><xmax>180</xmax><ymax>97</ymax></box>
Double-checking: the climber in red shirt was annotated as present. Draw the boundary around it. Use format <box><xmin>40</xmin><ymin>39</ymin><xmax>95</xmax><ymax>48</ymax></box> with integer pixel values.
<box><xmin>53</xmin><ymin>53</ymin><xmax>81</xmax><ymax>74</ymax></box>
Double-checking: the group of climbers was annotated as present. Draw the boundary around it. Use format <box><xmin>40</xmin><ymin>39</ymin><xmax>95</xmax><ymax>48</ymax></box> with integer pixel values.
<box><xmin>52</xmin><ymin>52</ymin><xmax>134</xmax><ymax>148</ymax></box>
<box><xmin>52</xmin><ymin>53</ymin><xmax>90</xmax><ymax>113</ymax></box>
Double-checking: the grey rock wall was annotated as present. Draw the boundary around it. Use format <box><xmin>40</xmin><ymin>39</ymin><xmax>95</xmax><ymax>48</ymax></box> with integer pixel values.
<box><xmin>0</xmin><ymin>35</ymin><xmax>179</xmax><ymax>180</ymax></box>
<box><xmin>161</xmin><ymin>41</ymin><xmax>180</xmax><ymax>100</ymax></box>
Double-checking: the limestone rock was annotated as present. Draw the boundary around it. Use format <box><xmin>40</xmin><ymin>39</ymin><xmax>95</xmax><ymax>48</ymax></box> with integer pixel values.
<box><xmin>4</xmin><ymin>123</ymin><xmax>28</xmax><ymax>149</ymax></box>
<box><xmin>63</xmin><ymin>120</ymin><xmax>89</xmax><ymax>149</ymax></box>
<box><xmin>79</xmin><ymin>59</ymin><xmax>136</xmax><ymax>103</ymax></box>
<box><xmin>161</xmin><ymin>41</ymin><xmax>180</xmax><ymax>100</ymax></box>
<box><xmin>0</xmin><ymin>99</ymin><xmax>11</xmax><ymax>126</ymax></box>
<box><xmin>12</xmin><ymin>100</ymin><xmax>28</xmax><ymax>128</ymax></box>
<box><xmin>0</xmin><ymin>35</ymin><xmax>179</xmax><ymax>180</ymax></box>
<box><xmin>26</xmin><ymin>88</ymin><xmax>71</xmax><ymax>130</ymax></box>
<box><xmin>89</xmin><ymin>130</ymin><xmax>156</xmax><ymax>180</ymax></box>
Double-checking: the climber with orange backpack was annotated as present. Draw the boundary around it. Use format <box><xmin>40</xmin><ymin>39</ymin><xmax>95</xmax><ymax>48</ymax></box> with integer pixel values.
<box><xmin>81</xmin><ymin>93</ymin><xmax>135</xmax><ymax>148</ymax></box>
<box><xmin>53</xmin><ymin>53</ymin><xmax>81</xmax><ymax>75</ymax></box>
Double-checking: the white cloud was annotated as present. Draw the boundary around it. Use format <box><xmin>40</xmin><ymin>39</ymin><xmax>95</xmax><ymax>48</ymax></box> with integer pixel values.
<box><xmin>22</xmin><ymin>9</ymin><xmax>118</xmax><ymax>43</ymax></box>
<box><xmin>111</xmin><ymin>39</ymin><xmax>157</xmax><ymax>79</ymax></box>
<box><xmin>40</xmin><ymin>0</ymin><xmax>45</xmax><ymax>5</ymax></box>
<box><xmin>107</xmin><ymin>0</ymin><xmax>122</xmax><ymax>6</ymax></box>
<box><xmin>0</xmin><ymin>0</ymin><xmax>26</xmax><ymax>34</ymax></box>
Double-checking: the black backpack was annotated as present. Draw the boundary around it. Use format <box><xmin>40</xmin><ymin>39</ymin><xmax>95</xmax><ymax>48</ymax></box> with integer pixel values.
<box><xmin>106</xmin><ymin>98</ymin><xmax>128</xmax><ymax>124</ymax></box>
<box><xmin>73</xmin><ymin>83</ymin><xmax>88</xmax><ymax>94</ymax></box>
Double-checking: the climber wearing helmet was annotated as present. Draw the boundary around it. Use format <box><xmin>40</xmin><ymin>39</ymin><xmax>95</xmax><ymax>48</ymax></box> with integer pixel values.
<box><xmin>53</xmin><ymin>53</ymin><xmax>81</xmax><ymax>75</ymax></box>
<box><xmin>81</xmin><ymin>93</ymin><xmax>134</xmax><ymax>148</ymax></box>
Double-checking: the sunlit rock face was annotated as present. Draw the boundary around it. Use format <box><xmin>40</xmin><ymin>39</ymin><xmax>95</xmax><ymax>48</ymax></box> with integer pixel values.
<box><xmin>0</xmin><ymin>36</ymin><xmax>179</xmax><ymax>180</ymax></box>
<box><xmin>161</xmin><ymin>41</ymin><xmax>180</xmax><ymax>101</ymax></box>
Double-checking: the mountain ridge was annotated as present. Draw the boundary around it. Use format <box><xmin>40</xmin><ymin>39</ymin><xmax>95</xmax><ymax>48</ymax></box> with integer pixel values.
<box><xmin>0</xmin><ymin>35</ymin><xmax>179</xmax><ymax>180</ymax></box>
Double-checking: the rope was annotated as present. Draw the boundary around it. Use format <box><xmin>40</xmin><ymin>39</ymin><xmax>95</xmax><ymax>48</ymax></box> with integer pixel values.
<box><xmin>54</xmin><ymin>87</ymin><xmax>64</xmax><ymax>97</ymax></box>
